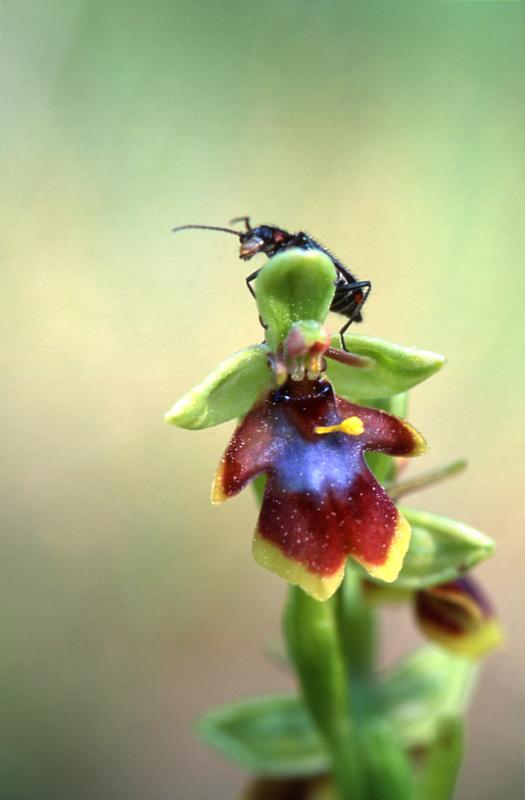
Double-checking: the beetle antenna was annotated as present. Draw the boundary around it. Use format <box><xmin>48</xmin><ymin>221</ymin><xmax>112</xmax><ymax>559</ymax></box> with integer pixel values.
<box><xmin>172</xmin><ymin>224</ymin><xmax>241</xmax><ymax>237</ymax></box>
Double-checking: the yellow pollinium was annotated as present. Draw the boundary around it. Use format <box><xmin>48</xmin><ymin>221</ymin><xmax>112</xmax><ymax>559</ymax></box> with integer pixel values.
<box><xmin>315</xmin><ymin>416</ymin><xmax>365</xmax><ymax>436</ymax></box>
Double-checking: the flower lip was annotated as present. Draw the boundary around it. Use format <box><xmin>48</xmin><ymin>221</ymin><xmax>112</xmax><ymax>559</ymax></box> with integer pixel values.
<box><xmin>273</xmin><ymin>377</ymin><xmax>333</xmax><ymax>403</ymax></box>
<box><xmin>270</xmin><ymin>378</ymin><xmax>339</xmax><ymax>439</ymax></box>
<box><xmin>213</xmin><ymin>376</ymin><xmax>426</xmax><ymax>599</ymax></box>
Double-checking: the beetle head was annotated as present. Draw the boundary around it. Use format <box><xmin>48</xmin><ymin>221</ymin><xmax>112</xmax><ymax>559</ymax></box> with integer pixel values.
<box><xmin>239</xmin><ymin>225</ymin><xmax>291</xmax><ymax>261</ymax></box>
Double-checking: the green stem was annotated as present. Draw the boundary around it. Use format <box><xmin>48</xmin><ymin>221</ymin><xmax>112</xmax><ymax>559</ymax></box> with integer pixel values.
<box><xmin>337</xmin><ymin>567</ymin><xmax>376</xmax><ymax>681</ymax></box>
<box><xmin>283</xmin><ymin>586</ymin><xmax>364</xmax><ymax>800</ymax></box>
<box><xmin>336</xmin><ymin>568</ymin><xmax>414</xmax><ymax>799</ymax></box>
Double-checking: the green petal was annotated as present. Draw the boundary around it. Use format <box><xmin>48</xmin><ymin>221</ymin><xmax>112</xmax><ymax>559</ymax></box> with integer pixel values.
<box><xmin>255</xmin><ymin>249</ymin><xmax>336</xmax><ymax>350</ymax></box>
<box><xmin>327</xmin><ymin>335</ymin><xmax>445</xmax><ymax>400</ymax></box>
<box><xmin>165</xmin><ymin>345</ymin><xmax>272</xmax><ymax>430</ymax></box>
<box><xmin>388</xmin><ymin>508</ymin><xmax>496</xmax><ymax>590</ymax></box>
<box><xmin>197</xmin><ymin>694</ymin><xmax>329</xmax><ymax>777</ymax></box>
<box><xmin>379</xmin><ymin>645</ymin><xmax>477</xmax><ymax>749</ymax></box>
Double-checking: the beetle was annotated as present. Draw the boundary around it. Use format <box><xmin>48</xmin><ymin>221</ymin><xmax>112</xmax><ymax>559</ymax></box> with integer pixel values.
<box><xmin>172</xmin><ymin>217</ymin><xmax>371</xmax><ymax>347</ymax></box>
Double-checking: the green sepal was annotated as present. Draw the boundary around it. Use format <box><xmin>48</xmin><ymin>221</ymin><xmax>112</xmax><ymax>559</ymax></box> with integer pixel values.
<box><xmin>327</xmin><ymin>335</ymin><xmax>445</xmax><ymax>400</ymax></box>
<box><xmin>388</xmin><ymin>507</ymin><xmax>496</xmax><ymax>590</ymax></box>
<box><xmin>256</xmin><ymin>249</ymin><xmax>336</xmax><ymax>350</ymax></box>
<box><xmin>413</xmin><ymin>714</ymin><xmax>464</xmax><ymax>800</ymax></box>
<box><xmin>378</xmin><ymin>645</ymin><xmax>477</xmax><ymax>749</ymax></box>
<box><xmin>251</xmin><ymin>474</ymin><xmax>267</xmax><ymax>504</ymax></box>
<box><xmin>196</xmin><ymin>693</ymin><xmax>329</xmax><ymax>777</ymax></box>
<box><xmin>165</xmin><ymin>345</ymin><xmax>272</xmax><ymax>430</ymax></box>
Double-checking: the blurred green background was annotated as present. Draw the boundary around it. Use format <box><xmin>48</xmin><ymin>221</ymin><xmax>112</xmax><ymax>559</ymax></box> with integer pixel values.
<box><xmin>2</xmin><ymin>1</ymin><xmax>524</xmax><ymax>798</ymax></box>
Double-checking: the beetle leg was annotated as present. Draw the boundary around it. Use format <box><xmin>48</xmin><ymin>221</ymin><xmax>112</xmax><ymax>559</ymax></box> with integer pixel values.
<box><xmin>337</xmin><ymin>280</ymin><xmax>372</xmax><ymax>351</ymax></box>
<box><xmin>230</xmin><ymin>216</ymin><xmax>252</xmax><ymax>231</ymax></box>
<box><xmin>244</xmin><ymin>269</ymin><xmax>268</xmax><ymax>334</ymax></box>
<box><xmin>245</xmin><ymin>268</ymin><xmax>261</xmax><ymax>299</ymax></box>
<box><xmin>338</xmin><ymin>317</ymin><xmax>353</xmax><ymax>351</ymax></box>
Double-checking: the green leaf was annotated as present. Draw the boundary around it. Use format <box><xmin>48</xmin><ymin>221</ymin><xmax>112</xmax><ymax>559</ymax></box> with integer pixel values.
<box><xmin>165</xmin><ymin>345</ymin><xmax>272</xmax><ymax>429</ymax></box>
<box><xmin>255</xmin><ymin>249</ymin><xmax>336</xmax><ymax>350</ymax></box>
<box><xmin>197</xmin><ymin>694</ymin><xmax>330</xmax><ymax>777</ymax></box>
<box><xmin>379</xmin><ymin>645</ymin><xmax>477</xmax><ymax>749</ymax></box>
<box><xmin>327</xmin><ymin>335</ymin><xmax>445</xmax><ymax>400</ymax></box>
<box><xmin>414</xmin><ymin>715</ymin><xmax>464</xmax><ymax>800</ymax></box>
<box><xmin>361</xmin><ymin>720</ymin><xmax>414</xmax><ymax>800</ymax></box>
<box><xmin>391</xmin><ymin>507</ymin><xmax>496</xmax><ymax>590</ymax></box>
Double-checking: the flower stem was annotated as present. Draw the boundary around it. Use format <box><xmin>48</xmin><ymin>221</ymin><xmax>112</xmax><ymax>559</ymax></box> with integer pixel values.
<box><xmin>335</xmin><ymin>568</ymin><xmax>414</xmax><ymax>799</ymax></box>
<box><xmin>283</xmin><ymin>586</ymin><xmax>364</xmax><ymax>800</ymax></box>
<box><xmin>336</xmin><ymin>566</ymin><xmax>376</xmax><ymax>681</ymax></box>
